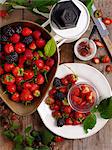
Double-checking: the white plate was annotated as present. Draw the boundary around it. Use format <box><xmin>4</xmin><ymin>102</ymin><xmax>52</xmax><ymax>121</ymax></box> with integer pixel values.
<box><xmin>37</xmin><ymin>63</ymin><xmax>112</xmax><ymax>139</ymax></box>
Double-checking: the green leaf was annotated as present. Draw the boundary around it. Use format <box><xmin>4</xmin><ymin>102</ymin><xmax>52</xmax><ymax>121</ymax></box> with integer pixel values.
<box><xmin>86</xmin><ymin>0</ymin><xmax>94</xmax><ymax>15</ymax></box>
<box><xmin>83</xmin><ymin>113</ymin><xmax>96</xmax><ymax>133</ymax></box>
<box><xmin>3</xmin><ymin>130</ymin><xmax>15</xmax><ymax>140</ymax></box>
<box><xmin>38</xmin><ymin>146</ymin><xmax>50</xmax><ymax>150</ymax></box>
<box><xmin>14</xmin><ymin>134</ymin><xmax>23</xmax><ymax>144</ymax></box>
<box><xmin>11</xmin><ymin>122</ymin><xmax>20</xmax><ymax>130</ymax></box>
<box><xmin>13</xmin><ymin>144</ymin><xmax>24</xmax><ymax>150</ymax></box>
<box><xmin>38</xmin><ymin>51</ymin><xmax>44</xmax><ymax>57</ymax></box>
<box><xmin>44</xmin><ymin>38</ymin><xmax>56</xmax><ymax>57</ymax></box>
<box><xmin>40</xmin><ymin>129</ymin><xmax>54</xmax><ymax>145</ymax></box>
<box><xmin>24</xmin><ymin>147</ymin><xmax>34</xmax><ymax>150</ymax></box>
<box><xmin>98</xmin><ymin>97</ymin><xmax>112</xmax><ymax>119</ymax></box>
<box><xmin>37</xmin><ymin>6</ymin><xmax>50</xmax><ymax>13</ymax></box>
<box><xmin>26</xmin><ymin>135</ymin><xmax>34</xmax><ymax>146</ymax></box>
<box><xmin>25</xmin><ymin>126</ymin><xmax>32</xmax><ymax>134</ymax></box>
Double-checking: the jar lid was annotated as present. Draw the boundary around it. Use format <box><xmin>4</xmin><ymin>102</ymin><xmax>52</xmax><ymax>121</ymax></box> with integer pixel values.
<box><xmin>50</xmin><ymin>0</ymin><xmax>90</xmax><ymax>39</ymax></box>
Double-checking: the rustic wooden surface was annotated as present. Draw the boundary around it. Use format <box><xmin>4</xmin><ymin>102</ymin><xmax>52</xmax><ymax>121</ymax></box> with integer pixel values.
<box><xmin>0</xmin><ymin>0</ymin><xmax>112</xmax><ymax>150</ymax></box>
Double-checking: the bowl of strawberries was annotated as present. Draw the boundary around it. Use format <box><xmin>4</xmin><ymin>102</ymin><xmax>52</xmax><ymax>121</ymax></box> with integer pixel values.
<box><xmin>0</xmin><ymin>21</ymin><xmax>59</xmax><ymax>116</ymax></box>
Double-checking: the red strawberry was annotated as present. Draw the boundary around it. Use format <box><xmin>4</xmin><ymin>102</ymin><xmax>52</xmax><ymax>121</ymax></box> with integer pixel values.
<box><xmin>43</xmin><ymin>65</ymin><xmax>50</xmax><ymax>72</ymax></box>
<box><xmin>36</xmin><ymin>73</ymin><xmax>44</xmax><ymax>85</ymax></box>
<box><xmin>92</xmin><ymin>57</ymin><xmax>100</xmax><ymax>64</ymax></box>
<box><xmin>24</xmin><ymin>70</ymin><xmax>34</xmax><ymax>80</ymax></box>
<box><xmin>105</xmin><ymin>65</ymin><xmax>112</xmax><ymax>73</ymax></box>
<box><xmin>86</xmin><ymin>91</ymin><xmax>94</xmax><ymax>104</ymax></box>
<box><xmin>17</xmin><ymin>85</ymin><xmax>22</xmax><ymax>92</ymax></box>
<box><xmin>15</xmin><ymin>42</ymin><xmax>25</xmax><ymax>54</ymax></box>
<box><xmin>49</xmin><ymin>88</ymin><xmax>56</xmax><ymax>96</ymax></box>
<box><xmin>63</xmin><ymin>106</ymin><xmax>72</xmax><ymax>114</ymax></box>
<box><xmin>0</xmin><ymin>66</ymin><xmax>4</xmax><ymax>75</ymax></box>
<box><xmin>22</xmin><ymin>27</ymin><xmax>32</xmax><ymax>36</ymax></box>
<box><xmin>46</xmin><ymin>58</ymin><xmax>54</xmax><ymax>67</ymax></box>
<box><xmin>101</xmin><ymin>55</ymin><xmax>110</xmax><ymax>63</ymax></box>
<box><xmin>36</xmin><ymin>39</ymin><xmax>46</xmax><ymax>48</ymax></box>
<box><xmin>52</xmin><ymin>111</ymin><xmax>61</xmax><ymax>119</ymax></box>
<box><xmin>4</xmin><ymin>63</ymin><xmax>15</xmax><ymax>72</ymax></box>
<box><xmin>24</xmin><ymin>49</ymin><xmax>33</xmax><ymax>60</ymax></box>
<box><xmin>30</xmin><ymin>83</ymin><xmax>39</xmax><ymax>92</ymax></box>
<box><xmin>23</xmin><ymin>82</ymin><xmax>31</xmax><ymax>89</ymax></box>
<box><xmin>71</xmin><ymin>87</ymin><xmax>80</xmax><ymax>97</ymax></box>
<box><xmin>66</xmin><ymin>74</ymin><xmax>77</xmax><ymax>84</ymax></box>
<box><xmin>94</xmin><ymin>39</ymin><xmax>104</xmax><ymax>48</ymax></box>
<box><xmin>45</xmin><ymin>96</ymin><xmax>55</xmax><ymax>105</ymax></box>
<box><xmin>61</xmin><ymin>77</ymin><xmax>69</xmax><ymax>86</ymax></box>
<box><xmin>12</xmin><ymin>67</ymin><xmax>24</xmax><ymax>77</ymax></box>
<box><xmin>15</xmin><ymin>76</ymin><xmax>24</xmax><ymax>84</ymax></box>
<box><xmin>71</xmin><ymin>95</ymin><xmax>82</xmax><ymax>105</ymax></box>
<box><xmin>54</xmin><ymin>136</ymin><xmax>64</xmax><ymax>142</ymax></box>
<box><xmin>20</xmin><ymin>89</ymin><xmax>33</xmax><ymax>101</ymax></box>
<box><xmin>4</xmin><ymin>43</ymin><xmax>14</xmax><ymax>54</ymax></box>
<box><xmin>32</xmin><ymin>30</ymin><xmax>41</xmax><ymax>39</ymax></box>
<box><xmin>11</xmin><ymin>92</ymin><xmax>20</xmax><ymax>102</ymax></box>
<box><xmin>33</xmin><ymin>52</ymin><xmax>40</xmax><ymax>60</ymax></box>
<box><xmin>0</xmin><ymin>10</ymin><xmax>8</xmax><ymax>17</ymax></box>
<box><xmin>50</xmin><ymin>104</ymin><xmax>60</xmax><ymax>111</ymax></box>
<box><xmin>7</xmin><ymin>84</ymin><xmax>16</xmax><ymax>93</ymax></box>
<box><xmin>102</xmin><ymin>18</ymin><xmax>112</xmax><ymax>25</ymax></box>
<box><xmin>59</xmin><ymin>87</ymin><xmax>67</xmax><ymax>93</ymax></box>
<box><xmin>75</xmin><ymin>112</ymin><xmax>86</xmax><ymax>122</ymax></box>
<box><xmin>33</xmin><ymin>89</ymin><xmax>40</xmax><ymax>97</ymax></box>
<box><xmin>18</xmin><ymin>55</ymin><xmax>27</xmax><ymax>67</ymax></box>
<box><xmin>29</xmin><ymin>41</ymin><xmax>36</xmax><ymax>50</ymax></box>
<box><xmin>73</xmin><ymin>120</ymin><xmax>81</xmax><ymax>125</ymax></box>
<box><xmin>10</xmin><ymin>34</ymin><xmax>20</xmax><ymax>43</ymax></box>
<box><xmin>35</xmin><ymin>59</ymin><xmax>44</xmax><ymax>70</ymax></box>
<box><xmin>65</xmin><ymin>118</ymin><xmax>73</xmax><ymax>125</ymax></box>
<box><xmin>2</xmin><ymin>74</ymin><xmax>15</xmax><ymax>85</ymax></box>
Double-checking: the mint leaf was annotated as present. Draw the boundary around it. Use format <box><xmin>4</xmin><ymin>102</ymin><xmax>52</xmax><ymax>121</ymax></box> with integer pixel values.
<box><xmin>98</xmin><ymin>96</ymin><xmax>112</xmax><ymax>119</ymax></box>
<box><xmin>3</xmin><ymin>130</ymin><xmax>15</xmax><ymax>140</ymax></box>
<box><xmin>25</xmin><ymin>126</ymin><xmax>32</xmax><ymax>134</ymax></box>
<box><xmin>40</xmin><ymin>129</ymin><xmax>54</xmax><ymax>145</ymax></box>
<box><xmin>86</xmin><ymin>0</ymin><xmax>94</xmax><ymax>15</ymax></box>
<box><xmin>83</xmin><ymin>113</ymin><xmax>96</xmax><ymax>133</ymax></box>
<box><xmin>14</xmin><ymin>134</ymin><xmax>23</xmax><ymax>144</ymax></box>
<box><xmin>26</xmin><ymin>135</ymin><xmax>34</xmax><ymax>146</ymax></box>
<box><xmin>44</xmin><ymin>38</ymin><xmax>56</xmax><ymax>57</ymax></box>
<box><xmin>38</xmin><ymin>146</ymin><xmax>50</xmax><ymax>150</ymax></box>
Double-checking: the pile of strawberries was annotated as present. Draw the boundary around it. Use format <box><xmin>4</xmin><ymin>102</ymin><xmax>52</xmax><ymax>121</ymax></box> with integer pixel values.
<box><xmin>46</xmin><ymin>74</ymin><xmax>89</xmax><ymax>127</ymax></box>
<box><xmin>0</xmin><ymin>24</ymin><xmax>55</xmax><ymax>103</ymax></box>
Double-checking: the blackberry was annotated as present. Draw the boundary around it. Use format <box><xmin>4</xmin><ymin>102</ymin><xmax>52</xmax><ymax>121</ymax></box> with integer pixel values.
<box><xmin>57</xmin><ymin>117</ymin><xmax>65</xmax><ymax>127</ymax></box>
<box><xmin>2</xmin><ymin>25</ymin><xmax>15</xmax><ymax>37</ymax></box>
<box><xmin>22</xmin><ymin>36</ymin><xmax>33</xmax><ymax>45</ymax></box>
<box><xmin>53</xmin><ymin>77</ymin><xmax>62</xmax><ymax>87</ymax></box>
<box><xmin>54</xmin><ymin>91</ymin><xmax>65</xmax><ymax>101</ymax></box>
<box><xmin>15</xmin><ymin>24</ymin><xmax>22</xmax><ymax>34</ymax></box>
<box><xmin>1</xmin><ymin>35</ymin><xmax>9</xmax><ymax>42</ymax></box>
<box><xmin>6</xmin><ymin>52</ymin><xmax>18</xmax><ymax>64</ymax></box>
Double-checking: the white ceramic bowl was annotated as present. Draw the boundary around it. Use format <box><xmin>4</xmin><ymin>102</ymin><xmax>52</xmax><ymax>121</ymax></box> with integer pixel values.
<box><xmin>74</xmin><ymin>38</ymin><xmax>97</xmax><ymax>61</ymax></box>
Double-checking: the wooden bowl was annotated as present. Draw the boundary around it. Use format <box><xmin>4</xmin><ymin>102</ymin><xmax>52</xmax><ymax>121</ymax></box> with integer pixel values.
<box><xmin>0</xmin><ymin>21</ymin><xmax>59</xmax><ymax>116</ymax></box>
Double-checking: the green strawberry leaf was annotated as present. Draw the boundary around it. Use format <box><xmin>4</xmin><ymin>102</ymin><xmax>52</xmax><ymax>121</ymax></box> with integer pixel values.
<box><xmin>83</xmin><ymin>113</ymin><xmax>96</xmax><ymax>133</ymax></box>
<box><xmin>98</xmin><ymin>96</ymin><xmax>112</xmax><ymax>119</ymax></box>
<box><xmin>86</xmin><ymin>0</ymin><xmax>94</xmax><ymax>15</ymax></box>
<box><xmin>38</xmin><ymin>146</ymin><xmax>50</xmax><ymax>150</ymax></box>
<box><xmin>44</xmin><ymin>38</ymin><xmax>56</xmax><ymax>57</ymax></box>
<box><xmin>14</xmin><ymin>134</ymin><xmax>23</xmax><ymax>144</ymax></box>
<box><xmin>25</xmin><ymin>126</ymin><xmax>32</xmax><ymax>134</ymax></box>
<box><xmin>40</xmin><ymin>129</ymin><xmax>54</xmax><ymax>145</ymax></box>
<box><xmin>26</xmin><ymin>135</ymin><xmax>34</xmax><ymax>146</ymax></box>
<box><xmin>3</xmin><ymin>130</ymin><xmax>15</xmax><ymax>140</ymax></box>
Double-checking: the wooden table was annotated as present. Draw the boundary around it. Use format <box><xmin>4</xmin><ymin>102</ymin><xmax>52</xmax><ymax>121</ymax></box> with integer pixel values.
<box><xmin>0</xmin><ymin>0</ymin><xmax>112</xmax><ymax>150</ymax></box>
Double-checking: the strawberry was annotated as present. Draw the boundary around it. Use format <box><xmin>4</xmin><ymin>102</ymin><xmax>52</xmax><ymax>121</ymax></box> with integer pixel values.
<box><xmin>71</xmin><ymin>95</ymin><xmax>82</xmax><ymax>105</ymax></box>
<box><xmin>61</xmin><ymin>77</ymin><xmax>69</xmax><ymax>86</ymax></box>
<box><xmin>15</xmin><ymin>42</ymin><xmax>25</xmax><ymax>54</ymax></box>
<box><xmin>15</xmin><ymin>76</ymin><xmax>24</xmax><ymax>84</ymax></box>
<box><xmin>35</xmin><ymin>59</ymin><xmax>44</xmax><ymax>70</ymax></box>
<box><xmin>7</xmin><ymin>84</ymin><xmax>16</xmax><ymax>93</ymax></box>
<box><xmin>45</xmin><ymin>96</ymin><xmax>55</xmax><ymax>105</ymax></box>
<box><xmin>0</xmin><ymin>66</ymin><xmax>4</xmax><ymax>75</ymax></box>
<box><xmin>101</xmin><ymin>55</ymin><xmax>110</xmax><ymax>63</ymax></box>
<box><xmin>10</xmin><ymin>34</ymin><xmax>20</xmax><ymax>43</ymax></box>
<box><xmin>102</xmin><ymin>18</ymin><xmax>112</xmax><ymax>25</ymax></box>
<box><xmin>52</xmin><ymin>111</ymin><xmax>61</xmax><ymax>119</ymax></box>
<box><xmin>71</xmin><ymin>87</ymin><xmax>80</xmax><ymax>97</ymax></box>
<box><xmin>12</xmin><ymin>67</ymin><xmax>24</xmax><ymax>77</ymax></box>
<box><xmin>81</xmin><ymin>85</ymin><xmax>90</xmax><ymax>94</ymax></box>
<box><xmin>49</xmin><ymin>88</ymin><xmax>56</xmax><ymax>96</ymax></box>
<box><xmin>18</xmin><ymin>55</ymin><xmax>27</xmax><ymax>67</ymax></box>
<box><xmin>66</xmin><ymin>74</ymin><xmax>77</xmax><ymax>84</ymax></box>
<box><xmin>11</xmin><ymin>92</ymin><xmax>20</xmax><ymax>102</ymax></box>
<box><xmin>33</xmin><ymin>51</ymin><xmax>40</xmax><ymax>60</ymax></box>
<box><xmin>29</xmin><ymin>41</ymin><xmax>36</xmax><ymax>50</ymax></box>
<box><xmin>20</xmin><ymin>89</ymin><xmax>33</xmax><ymax>101</ymax></box>
<box><xmin>4</xmin><ymin>63</ymin><xmax>15</xmax><ymax>72</ymax></box>
<box><xmin>4</xmin><ymin>43</ymin><xmax>14</xmax><ymax>54</ymax></box>
<box><xmin>63</xmin><ymin>106</ymin><xmax>72</xmax><ymax>114</ymax></box>
<box><xmin>33</xmin><ymin>89</ymin><xmax>40</xmax><ymax>97</ymax></box>
<box><xmin>30</xmin><ymin>83</ymin><xmax>39</xmax><ymax>92</ymax></box>
<box><xmin>24</xmin><ymin>70</ymin><xmax>34</xmax><ymax>80</ymax></box>
<box><xmin>65</xmin><ymin>118</ymin><xmax>73</xmax><ymax>125</ymax></box>
<box><xmin>92</xmin><ymin>57</ymin><xmax>100</xmax><ymax>64</ymax></box>
<box><xmin>43</xmin><ymin>65</ymin><xmax>50</xmax><ymax>72</ymax></box>
<box><xmin>36</xmin><ymin>39</ymin><xmax>46</xmax><ymax>48</ymax></box>
<box><xmin>94</xmin><ymin>39</ymin><xmax>104</xmax><ymax>48</ymax></box>
<box><xmin>75</xmin><ymin>112</ymin><xmax>86</xmax><ymax>122</ymax></box>
<box><xmin>23</xmin><ymin>82</ymin><xmax>31</xmax><ymax>89</ymax></box>
<box><xmin>86</xmin><ymin>91</ymin><xmax>94</xmax><ymax>104</ymax></box>
<box><xmin>59</xmin><ymin>87</ymin><xmax>67</xmax><ymax>93</ymax></box>
<box><xmin>50</xmin><ymin>104</ymin><xmax>60</xmax><ymax>111</ymax></box>
<box><xmin>0</xmin><ymin>10</ymin><xmax>8</xmax><ymax>17</ymax></box>
<box><xmin>54</xmin><ymin>136</ymin><xmax>64</xmax><ymax>142</ymax></box>
<box><xmin>105</xmin><ymin>65</ymin><xmax>112</xmax><ymax>73</ymax></box>
<box><xmin>24</xmin><ymin>49</ymin><xmax>33</xmax><ymax>60</ymax></box>
<box><xmin>46</xmin><ymin>58</ymin><xmax>54</xmax><ymax>67</ymax></box>
<box><xmin>73</xmin><ymin>120</ymin><xmax>81</xmax><ymax>125</ymax></box>
<box><xmin>22</xmin><ymin>27</ymin><xmax>32</xmax><ymax>36</ymax></box>
<box><xmin>2</xmin><ymin>74</ymin><xmax>15</xmax><ymax>85</ymax></box>
<box><xmin>36</xmin><ymin>73</ymin><xmax>44</xmax><ymax>85</ymax></box>
<box><xmin>32</xmin><ymin>30</ymin><xmax>41</xmax><ymax>39</ymax></box>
